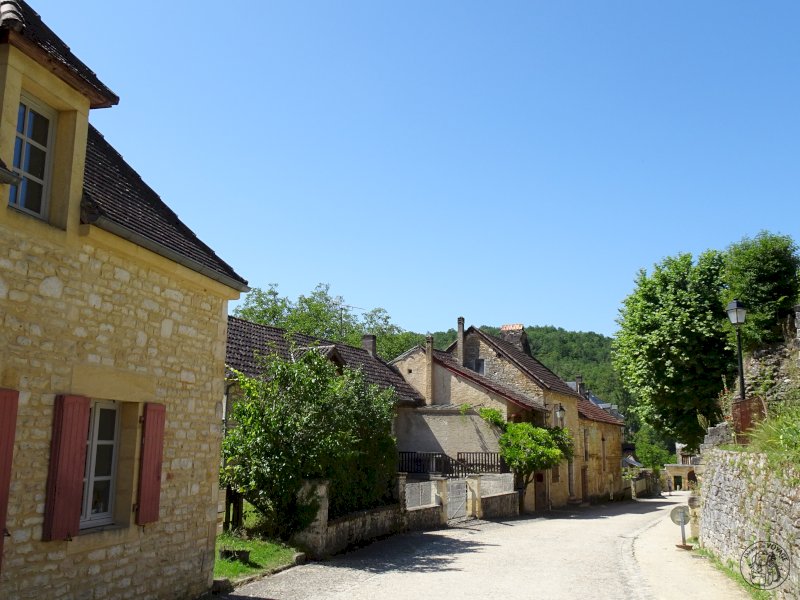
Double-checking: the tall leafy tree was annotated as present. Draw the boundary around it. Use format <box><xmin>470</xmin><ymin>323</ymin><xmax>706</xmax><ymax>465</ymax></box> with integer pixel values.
<box><xmin>234</xmin><ymin>283</ymin><xmax>422</xmax><ymax>360</ymax></box>
<box><xmin>613</xmin><ymin>251</ymin><xmax>735</xmax><ymax>449</ymax></box>
<box><xmin>724</xmin><ymin>231</ymin><xmax>800</xmax><ymax>351</ymax></box>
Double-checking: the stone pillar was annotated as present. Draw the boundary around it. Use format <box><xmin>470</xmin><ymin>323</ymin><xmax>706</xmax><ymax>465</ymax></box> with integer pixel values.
<box><xmin>290</xmin><ymin>480</ymin><xmax>329</xmax><ymax>559</ymax></box>
<box><xmin>466</xmin><ymin>475</ymin><xmax>482</xmax><ymax>519</ymax></box>
<box><xmin>433</xmin><ymin>477</ymin><xmax>448</xmax><ymax>525</ymax></box>
<box><xmin>396</xmin><ymin>473</ymin><xmax>407</xmax><ymax>511</ymax></box>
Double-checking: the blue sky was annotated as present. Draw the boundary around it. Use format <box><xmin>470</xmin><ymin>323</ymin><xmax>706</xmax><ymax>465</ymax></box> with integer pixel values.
<box><xmin>38</xmin><ymin>1</ymin><xmax>799</xmax><ymax>337</ymax></box>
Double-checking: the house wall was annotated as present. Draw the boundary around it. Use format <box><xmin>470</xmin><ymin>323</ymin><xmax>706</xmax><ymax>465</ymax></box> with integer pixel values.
<box><xmin>394</xmin><ymin>406</ymin><xmax>501</xmax><ymax>456</ymax></box>
<box><xmin>0</xmin><ymin>45</ymin><xmax>238</xmax><ymax>600</ymax></box>
<box><xmin>579</xmin><ymin>419</ymin><xmax>624</xmax><ymax>502</ymax></box>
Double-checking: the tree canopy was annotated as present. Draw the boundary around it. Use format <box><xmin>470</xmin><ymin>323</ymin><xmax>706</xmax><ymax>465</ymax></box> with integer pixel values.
<box><xmin>724</xmin><ymin>231</ymin><xmax>800</xmax><ymax>351</ymax></box>
<box><xmin>613</xmin><ymin>251</ymin><xmax>734</xmax><ymax>449</ymax></box>
<box><xmin>233</xmin><ymin>283</ymin><xmax>424</xmax><ymax>361</ymax></box>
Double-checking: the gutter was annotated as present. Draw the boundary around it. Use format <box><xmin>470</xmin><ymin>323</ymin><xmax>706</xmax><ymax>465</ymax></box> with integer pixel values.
<box><xmin>85</xmin><ymin>214</ymin><xmax>249</xmax><ymax>292</ymax></box>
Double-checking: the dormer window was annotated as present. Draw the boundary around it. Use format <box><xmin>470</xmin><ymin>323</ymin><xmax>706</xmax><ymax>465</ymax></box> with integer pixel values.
<box><xmin>9</xmin><ymin>97</ymin><xmax>55</xmax><ymax>217</ymax></box>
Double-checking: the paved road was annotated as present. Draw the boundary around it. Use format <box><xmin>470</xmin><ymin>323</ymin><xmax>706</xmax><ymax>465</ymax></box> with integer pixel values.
<box><xmin>224</xmin><ymin>492</ymin><xmax>750</xmax><ymax>600</ymax></box>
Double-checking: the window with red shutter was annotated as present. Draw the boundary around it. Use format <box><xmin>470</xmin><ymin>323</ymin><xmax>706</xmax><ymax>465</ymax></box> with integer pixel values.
<box><xmin>42</xmin><ymin>395</ymin><xmax>90</xmax><ymax>541</ymax></box>
<box><xmin>136</xmin><ymin>403</ymin><xmax>165</xmax><ymax>525</ymax></box>
<box><xmin>0</xmin><ymin>388</ymin><xmax>19</xmax><ymax>572</ymax></box>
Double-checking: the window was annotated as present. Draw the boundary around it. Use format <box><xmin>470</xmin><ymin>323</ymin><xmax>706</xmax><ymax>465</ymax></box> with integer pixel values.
<box><xmin>466</xmin><ymin>358</ymin><xmax>485</xmax><ymax>375</ymax></box>
<box><xmin>551</xmin><ymin>464</ymin><xmax>560</xmax><ymax>483</ymax></box>
<box><xmin>9</xmin><ymin>97</ymin><xmax>55</xmax><ymax>217</ymax></box>
<box><xmin>81</xmin><ymin>401</ymin><xmax>119</xmax><ymax>529</ymax></box>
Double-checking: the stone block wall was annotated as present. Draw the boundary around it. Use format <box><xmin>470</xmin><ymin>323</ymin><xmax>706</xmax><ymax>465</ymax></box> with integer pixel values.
<box><xmin>0</xmin><ymin>224</ymin><xmax>233</xmax><ymax>600</ymax></box>
<box><xmin>700</xmin><ymin>450</ymin><xmax>799</xmax><ymax>599</ymax></box>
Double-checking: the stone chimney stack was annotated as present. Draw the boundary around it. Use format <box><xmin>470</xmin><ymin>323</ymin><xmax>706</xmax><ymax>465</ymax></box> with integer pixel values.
<box><xmin>425</xmin><ymin>335</ymin><xmax>434</xmax><ymax>405</ymax></box>
<box><xmin>457</xmin><ymin>316</ymin><xmax>465</xmax><ymax>367</ymax></box>
<box><xmin>500</xmin><ymin>323</ymin><xmax>532</xmax><ymax>357</ymax></box>
<box><xmin>361</xmin><ymin>334</ymin><xmax>377</xmax><ymax>358</ymax></box>
<box><xmin>575</xmin><ymin>374</ymin><xmax>587</xmax><ymax>398</ymax></box>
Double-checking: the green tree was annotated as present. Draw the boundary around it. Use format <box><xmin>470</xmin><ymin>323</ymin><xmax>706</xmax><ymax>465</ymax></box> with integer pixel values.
<box><xmin>220</xmin><ymin>349</ymin><xmax>397</xmax><ymax>539</ymax></box>
<box><xmin>632</xmin><ymin>424</ymin><xmax>675</xmax><ymax>474</ymax></box>
<box><xmin>724</xmin><ymin>231</ymin><xmax>800</xmax><ymax>351</ymax></box>
<box><xmin>613</xmin><ymin>251</ymin><xmax>734</xmax><ymax>449</ymax></box>
<box><xmin>498</xmin><ymin>423</ymin><xmax>565</xmax><ymax>506</ymax></box>
<box><xmin>234</xmin><ymin>283</ymin><xmax>422</xmax><ymax>360</ymax></box>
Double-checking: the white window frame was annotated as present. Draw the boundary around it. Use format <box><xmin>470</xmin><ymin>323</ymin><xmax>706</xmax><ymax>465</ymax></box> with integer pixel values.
<box><xmin>9</xmin><ymin>94</ymin><xmax>56</xmax><ymax>218</ymax></box>
<box><xmin>81</xmin><ymin>400</ymin><xmax>120</xmax><ymax>529</ymax></box>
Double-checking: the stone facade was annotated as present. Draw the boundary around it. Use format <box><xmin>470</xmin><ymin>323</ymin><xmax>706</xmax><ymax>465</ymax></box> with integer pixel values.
<box><xmin>394</xmin><ymin>406</ymin><xmax>501</xmax><ymax>456</ymax></box>
<box><xmin>700</xmin><ymin>450</ymin><xmax>799</xmax><ymax>599</ymax></box>
<box><xmin>0</xmin><ymin>10</ymin><xmax>243</xmax><ymax>599</ymax></box>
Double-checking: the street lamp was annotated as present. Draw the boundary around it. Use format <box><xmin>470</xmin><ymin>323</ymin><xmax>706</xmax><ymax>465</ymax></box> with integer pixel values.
<box><xmin>556</xmin><ymin>403</ymin><xmax>566</xmax><ymax>424</ymax></box>
<box><xmin>726</xmin><ymin>299</ymin><xmax>747</xmax><ymax>402</ymax></box>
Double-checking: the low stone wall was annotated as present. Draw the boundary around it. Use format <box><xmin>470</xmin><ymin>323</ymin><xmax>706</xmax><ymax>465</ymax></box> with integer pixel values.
<box><xmin>700</xmin><ymin>450</ymin><xmax>799</xmax><ymax>599</ymax></box>
<box><xmin>406</xmin><ymin>505</ymin><xmax>444</xmax><ymax>531</ymax></box>
<box><xmin>324</xmin><ymin>505</ymin><xmax>405</xmax><ymax>557</ymax></box>
<box><xmin>479</xmin><ymin>491</ymin><xmax>519</xmax><ymax>519</ymax></box>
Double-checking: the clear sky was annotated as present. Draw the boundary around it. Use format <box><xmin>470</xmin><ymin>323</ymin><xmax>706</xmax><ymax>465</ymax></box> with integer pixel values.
<box><xmin>35</xmin><ymin>1</ymin><xmax>800</xmax><ymax>337</ymax></box>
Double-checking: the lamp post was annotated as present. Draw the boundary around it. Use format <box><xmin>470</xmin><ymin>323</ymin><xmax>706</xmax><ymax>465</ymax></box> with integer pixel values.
<box><xmin>726</xmin><ymin>299</ymin><xmax>747</xmax><ymax>402</ymax></box>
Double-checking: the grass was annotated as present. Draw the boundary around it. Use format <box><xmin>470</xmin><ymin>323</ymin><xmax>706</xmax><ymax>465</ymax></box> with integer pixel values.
<box><xmin>694</xmin><ymin>547</ymin><xmax>774</xmax><ymax>600</ymax></box>
<box><xmin>213</xmin><ymin>530</ymin><xmax>298</xmax><ymax>582</ymax></box>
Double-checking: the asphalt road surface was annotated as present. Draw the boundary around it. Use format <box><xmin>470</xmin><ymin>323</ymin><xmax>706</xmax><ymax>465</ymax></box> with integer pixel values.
<box><xmin>223</xmin><ymin>492</ymin><xmax>750</xmax><ymax>600</ymax></box>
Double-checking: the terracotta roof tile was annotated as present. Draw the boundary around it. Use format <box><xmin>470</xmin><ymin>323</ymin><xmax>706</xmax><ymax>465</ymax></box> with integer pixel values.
<box><xmin>226</xmin><ymin>317</ymin><xmax>424</xmax><ymax>406</ymax></box>
<box><xmin>577</xmin><ymin>397</ymin><xmax>625</xmax><ymax>426</ymax></box>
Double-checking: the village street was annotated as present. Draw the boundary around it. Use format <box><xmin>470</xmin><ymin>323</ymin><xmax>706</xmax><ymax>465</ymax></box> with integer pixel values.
<box><xmin>223</xmin><ymin>492</ymin><xmax>750</xmax><ymax>600</ymax></box>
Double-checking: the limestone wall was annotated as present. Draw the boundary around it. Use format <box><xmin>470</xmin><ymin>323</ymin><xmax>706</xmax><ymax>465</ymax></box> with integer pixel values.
<box><xmin>700</xmin><ymin>450</ymin><xmax>799</xmax><ymax>599</ymax></box>
<box><xmin>0</xmin><ymin>224</ymin><xmax>234</xmax><ymax>600</ymax></box>
<box><xmin>394</xmin><ymin>406</ymin><xmax>500</xmax><ymax>455</ymax></box>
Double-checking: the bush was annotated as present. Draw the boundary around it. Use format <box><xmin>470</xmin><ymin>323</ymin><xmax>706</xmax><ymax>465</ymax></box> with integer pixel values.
<box><xmin>221</xmin><ymin>348</ymin><xmax>397</xmax><ymax>538</ymax></box>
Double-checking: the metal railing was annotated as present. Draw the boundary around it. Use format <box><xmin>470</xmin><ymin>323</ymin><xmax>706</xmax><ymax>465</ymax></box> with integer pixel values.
<box><xmin>399</xmin><ymin>451</ymin><xmax>508</xmax><ymax>478</ymax></box>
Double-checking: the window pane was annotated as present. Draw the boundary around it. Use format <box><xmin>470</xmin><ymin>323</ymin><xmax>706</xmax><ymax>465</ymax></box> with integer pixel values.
<box><xmin>8</xmin><ymin>184</ymin><xmax>17</xmax><ymax>206</ymax></box>
<box><xmin>27</xmin><ymin>109</ymin><xmax>49</xmax><ymax>146</ymax></box>
<box><xmin>13</xmin><ymin>137</ymin><xmax>22</xmax><ymax>168</ymax></box>
<box><xmin>21</xmin><ymin>178</ymin><xmax>43</xmax><ymax>214</ymax></box>
<box><xmin>24</xmin><ymin>144</ymin><xmax>46</xmax><ymax>179</ymax></box>
<box><xmin>16</xmin><ymin>103</ymin><xmax>25</xmax><ymax>133</ymax></box>
<box><xmin>97</xmin><ymin>408</ymin><xmax>116</xmax><ymax>440</ymax></box>
<box><xmin>94</xmin><ymin>444</ymin><xmax>114</xmax><ymax>477</ymax></box>
<box><xmin>91</xmin><ymin>480</ymin><xmax>111</xmax><ymax>515</ymax></box>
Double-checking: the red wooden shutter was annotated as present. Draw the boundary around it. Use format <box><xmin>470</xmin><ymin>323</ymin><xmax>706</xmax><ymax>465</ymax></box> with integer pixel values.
<box><xmin>42</xmin><ymin>395</ymin><xmax>90</xmax><ymax>541</ymax></box>
<box><xmin>0</xmin><ymin>388</ymin><xmax>20</xmax><ymax>571</ymax></box>
<box><xmin>137</xmin><ymin>403</ymin><xmax>165</xmax><ymax>525</ymax></box>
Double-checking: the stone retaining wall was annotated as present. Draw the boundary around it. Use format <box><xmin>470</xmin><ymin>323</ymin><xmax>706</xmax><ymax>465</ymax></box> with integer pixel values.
<box><xmin>479</xmin><ymin>491</ymin><xmax>519</xmax><ymax>520</ymax></box>
<box><xmin>700</xmin><ymin>450</ymin><xmax>799</xmax><ymax>599</ymax></box>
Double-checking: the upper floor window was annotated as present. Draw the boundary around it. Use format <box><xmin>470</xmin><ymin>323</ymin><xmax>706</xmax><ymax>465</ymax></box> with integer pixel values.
<box><xmin>9</xmin><ymin>97</ymin><xmax>55</xmax><ymax>217</ymax></box>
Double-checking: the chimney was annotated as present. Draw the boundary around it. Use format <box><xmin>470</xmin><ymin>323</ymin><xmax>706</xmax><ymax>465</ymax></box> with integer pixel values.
<box><xmin>425</xmin><ymin>335</ymin><xmax>434</xmax><ymax>405</ymax></box>
<box><xmin>361</xmin><ymin>334</ymin><xmax>377</xmax><ymax>358</ymax></box>
<box><xmin>575</xmin><ymin>374</ymin><xmax>586</xmax><ymax>398</ymax></box>
<box><xmin>456</xmin><ymin>316</ymin><xmax>465</xmax><ymax>366</ymax></box>
<box><xmin>500</xmin><ymin>323</ymin><xmax>532</xmax><ymax>357</ymax></box>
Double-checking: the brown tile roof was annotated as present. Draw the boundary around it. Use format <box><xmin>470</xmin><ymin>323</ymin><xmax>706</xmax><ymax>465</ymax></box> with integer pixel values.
<box><xmin>226</xmin><ymin>317</ymin><xmax>424</xmax><ymax>406</ymax></box>
<box><xmin>577</xmin><ymin>397</ymin><xmax>625</xmax><ymax>426</ymax></box>
<box><xmin>81</xmin><ymin>125</ymin><xmax>247</xmax><ymax>291</ymax></box>
<box><xmin>450</xmin><ymin>327</ymin><xmax>581</xmax><ymax>399</ymax></box>
<box><xmin>432</xmin><ymin>349</ymin><xmax>547</xmax><ymax>414</ymax></box>
<box><xmin>2</xmin><ymin>2</ymin><xmax>118</xmax><ymax>107</ymax></box>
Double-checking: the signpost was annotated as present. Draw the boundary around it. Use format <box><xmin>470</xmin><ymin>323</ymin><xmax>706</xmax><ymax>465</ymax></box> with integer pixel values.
<box><xmin>670</xmin><ymin>505</ymin><xmax>693</xmax><ymax>550</ymax></box>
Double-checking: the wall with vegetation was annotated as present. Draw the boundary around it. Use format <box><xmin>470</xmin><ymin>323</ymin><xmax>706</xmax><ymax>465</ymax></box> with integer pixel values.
<box><xmin>700</xmin><ymin>450</ymin><xmax>798</xmax><ymax>599</ymax></box>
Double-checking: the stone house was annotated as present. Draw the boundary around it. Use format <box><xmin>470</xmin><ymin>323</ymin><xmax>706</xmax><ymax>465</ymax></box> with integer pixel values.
<box><xmin>0</xmin><ymin>3</ymin><xmax>247</xmax><ymax>599</ymax></box>
<box><xmin>395</xmin><ymin>318</ymin><xmax>625</xmax><ymax>510</ymax></box>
